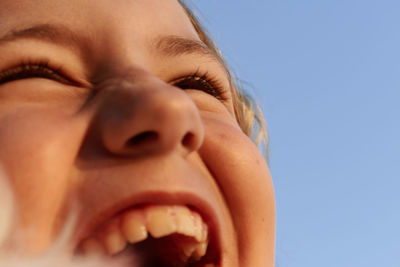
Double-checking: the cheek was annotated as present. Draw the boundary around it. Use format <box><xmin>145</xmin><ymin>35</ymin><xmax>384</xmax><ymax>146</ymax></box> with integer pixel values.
<box><xmin>0</xmin><ymin>107</ymin><xmax>86</xmax><ymax>251</ymax></box>
<box><xmin>199</xmin><ymin>116</ymin><xmax>275</xmax><ymax>263</ymax></box>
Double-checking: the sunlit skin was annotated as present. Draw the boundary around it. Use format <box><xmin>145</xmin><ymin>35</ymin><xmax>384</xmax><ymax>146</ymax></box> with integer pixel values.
<box><xmin>0</xmin><ymin>0</ymin><xmax>275</xmax><ymax>266</ymax></box>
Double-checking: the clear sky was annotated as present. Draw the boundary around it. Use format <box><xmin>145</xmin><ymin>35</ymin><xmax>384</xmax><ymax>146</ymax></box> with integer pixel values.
<box><xmin>192</xmin><ymin>1</ymin><xmax>400</xmax><ymax>267</ymax></box>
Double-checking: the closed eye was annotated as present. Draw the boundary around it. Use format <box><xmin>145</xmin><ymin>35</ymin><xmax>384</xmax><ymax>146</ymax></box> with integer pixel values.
<box><xmin>172</xmin><ymin>71</ymin><xmax>228</xmax><ymax>101</ymax></box>
<box><xmin>0</xmin><ymin>60</ymin><xmax>73</xmax><ymax>85</ymax></box>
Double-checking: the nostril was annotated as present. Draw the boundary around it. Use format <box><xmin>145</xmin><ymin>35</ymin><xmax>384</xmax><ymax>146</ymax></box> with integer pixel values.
<box><xmin>127</xmin><ymin>131</ymin><xmax>159</xmax><ymax>146</ymax></box>
<box><xmin>181</xmin><ymin>132</ymin><xmax>195</xmax><ymax>148</ymax></box>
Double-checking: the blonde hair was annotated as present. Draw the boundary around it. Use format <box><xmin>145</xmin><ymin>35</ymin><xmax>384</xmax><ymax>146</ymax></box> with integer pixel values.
<box><xmin>179</xmin><ymin>1</ymin><xmax>270</xmax><ymax>163</ymax></box>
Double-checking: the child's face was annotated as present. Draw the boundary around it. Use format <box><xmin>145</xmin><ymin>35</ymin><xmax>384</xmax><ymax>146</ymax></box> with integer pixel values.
<box><xmin>0</xmin><ymin>0</ymin><xmax>275</xmax><ymax>266</ymax></box>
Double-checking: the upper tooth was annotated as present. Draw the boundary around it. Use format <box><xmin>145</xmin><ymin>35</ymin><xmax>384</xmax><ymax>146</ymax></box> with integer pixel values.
<box><xmin>174</xmin><ymin>206</ymin><xmax>196</xmax><ymax>238</ymax></box>
<box><xmin>180</xmin><ymin>242</ymin><xmax>197</xmax><ymax>262</ymax></box>
<box><xmin>80</xmin><ymin>204</ymin><xmax>210</xmax><ymax>262</ymax></box>
<box><xmin>178</xmin><ymin>240</ymin><xmax>208</xmax><ymax>264</ymax></box>
<box><xmin>201</xmin><ymin>221</ymin><xmax>209</xmax><ymax>242</ymax></box>
<box><xmin>193</xmin><ymin>211</ymin><xmax>207</xmax><ymax>242</ymax></box>
<box><xmin>80</xmin><ymin>237</ymin><xmax>106</xmax><ymax>256</ymax></box>
<box><xmin>193</xmin><ymin>242</ymin><xmax>208</xmax><ymax>261</ymax></box>
<box><xmin>103</xmin><ymin>218</ymin><xmax>126</xmax><ymax>254</ymax></box>
<box><xmin>146</xmin><ymin>205</ymin><xmax>177</xmax><ymax>238</ymax></box>
<box><xmin>121</xmin><ymin>209</ymin><xmax>148</xmax><ymax>243</ymax></box>
<box><xmin>120</xmin><ymin>205</ymin><xmax>207</xmax><ymax>242</ymax></box>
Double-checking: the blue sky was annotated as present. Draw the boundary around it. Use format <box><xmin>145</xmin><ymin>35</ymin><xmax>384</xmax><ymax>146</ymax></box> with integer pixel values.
<box><xmin>192</xmin><ymin>1</ymin><xmax>400</xmax><ymax>267</ymax></box>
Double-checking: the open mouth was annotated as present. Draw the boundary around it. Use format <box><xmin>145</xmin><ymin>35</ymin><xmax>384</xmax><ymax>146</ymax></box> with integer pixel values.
<box><xmin>77</xmin><ymin>204</ymin><xmax>219</xmax><ymax>267</ymax></box>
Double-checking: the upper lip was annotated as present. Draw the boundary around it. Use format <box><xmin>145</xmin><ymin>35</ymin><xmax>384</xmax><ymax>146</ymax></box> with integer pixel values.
<box><xmin>74</xmin><ymin>190</ymin><xmax>222</xmax><ymax>262</ymax></box>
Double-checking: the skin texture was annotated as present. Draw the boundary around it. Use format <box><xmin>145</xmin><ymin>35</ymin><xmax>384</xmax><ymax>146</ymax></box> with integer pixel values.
<box><xmin>0</xmin><ymin>0</ymin><xmax>275</xmax><ymax>266</ymax></box>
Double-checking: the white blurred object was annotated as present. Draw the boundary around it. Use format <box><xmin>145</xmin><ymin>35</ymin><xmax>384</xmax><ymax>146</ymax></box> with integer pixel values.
<box><xmin>0</xmin><ymin>167</ymin><xmax>135</xmax><ymax>267</ymax></box>
<box><xmin>0</xmin><ymin>167</ymin><xmax>14</xmax><ymax>246</ymax></box>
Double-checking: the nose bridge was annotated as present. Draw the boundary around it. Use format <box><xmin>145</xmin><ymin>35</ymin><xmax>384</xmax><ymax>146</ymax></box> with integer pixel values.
<box><xmin>95</xmin><ymin>73</ymin><xmax>204</xmax><ymax>157</ymax></box>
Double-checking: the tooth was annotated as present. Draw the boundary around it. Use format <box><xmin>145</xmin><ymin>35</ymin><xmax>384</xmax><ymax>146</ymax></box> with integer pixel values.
<box><xmin>175</xmin><ymin>206</ymin><xmax>196</xmax><ymax>238</ymax></box>
<box><xmin>191</xmin><ymin>211</ymin><xmax>204</xmax><ymax>242</ymax></box>
<box><xmin>179</xmin><ymin>252</ymin><xmax>190</xmax><ymax>264</ymax></box>
<box><xmin>183</xmin><ymin>242</ymin><xmax>197</xmax><ymax>257</ymax></box>
<box><xmin>103</xmin><ymin>219</ymin><xmax>126</xmax><ymax>254</ymax></box>
<box><xmin>179</xmin><ymin>242</ymin><xmax>197</xmax><ymax>263</ymax></box>
<box><xmin>81</xmin><ymin>237</ymin><xmax>106</xmax><ymax>255</ymax></box>
<box><xmin>146</xmin><ymin>205</ymin><xmax>177</xmax><ymax>238</ymax></box>
<box><xmin>192</xmin><ymin>242</ymin><xmax>208</xmax><ymax>260</ymax></box>
<box><xmin>104</xmin><ymin>231</ymin><xmax>126</xmax><ymax>254</ymax></box>
<box><xmin>201</xmin><ymin>221</ymin><xmax>209</xmax><ymax>242</ymax></box>
<box><xmin>121</xmin><ymin>210</ymin><xmax>148</xmax><ymax>243</ymax></box>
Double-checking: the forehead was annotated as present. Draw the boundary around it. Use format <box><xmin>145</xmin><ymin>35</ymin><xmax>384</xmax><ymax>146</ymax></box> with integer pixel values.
<box><xmin>0</xmin><ymin>0</ymin><xmax>199</xmax><ymax>44</ymax></box>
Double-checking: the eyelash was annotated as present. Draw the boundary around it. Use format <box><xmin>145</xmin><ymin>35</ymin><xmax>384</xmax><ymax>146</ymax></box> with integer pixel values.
<box><xmin>171</xmin><ymin>70</ymin><xmax>227</xmax><ymax>101</ymax></box>
<box><xmin>0</xmin><ymin>60</ymin><xmax>71</xmax><ymax>85</ymax></box>
<box><xmin>0</xmin><ymin>62</ymin><xmax>228</xmax><ymax>101</ymax></box>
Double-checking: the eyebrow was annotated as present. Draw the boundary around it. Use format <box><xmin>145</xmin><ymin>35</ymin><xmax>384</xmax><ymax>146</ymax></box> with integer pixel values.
<box><xmin>0</xmin><ymin>24</ymin><xmax>86</xmax><ymax>52</ymax></box>
<box><xmin>152</xmin><ymin>35</ymin><xmax>222</xmax><ymax>64</ymax></box>
<box><xmin>0</xmin><ymin>24</ymin><xmax>223</xmax><ymax>66</ymax></box>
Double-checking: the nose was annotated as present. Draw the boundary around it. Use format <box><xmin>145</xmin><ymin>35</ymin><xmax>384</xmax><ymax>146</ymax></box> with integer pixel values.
<box><xmin>95</xmin><ymin>73</ymin><xmax>204</xmax><ymax>157</ymax></box>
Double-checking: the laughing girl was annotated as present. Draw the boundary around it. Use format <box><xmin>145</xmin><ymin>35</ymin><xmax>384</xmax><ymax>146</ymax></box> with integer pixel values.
<box><xmin>0</xmin><ymin>1</ymin><xmax>275</xmax><ymax>266</ymax></box>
